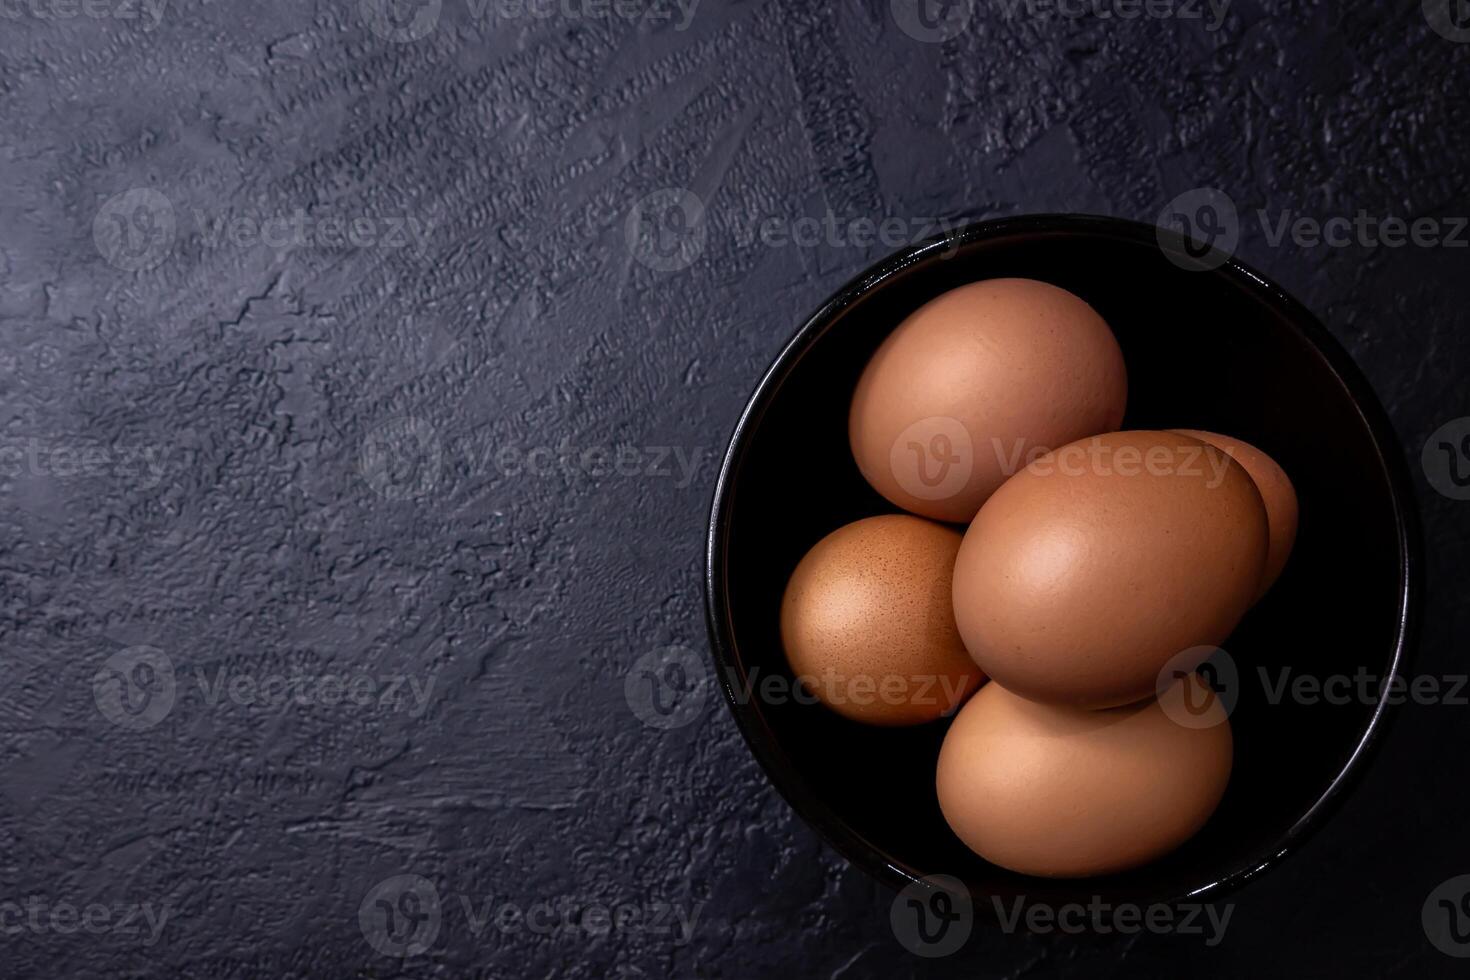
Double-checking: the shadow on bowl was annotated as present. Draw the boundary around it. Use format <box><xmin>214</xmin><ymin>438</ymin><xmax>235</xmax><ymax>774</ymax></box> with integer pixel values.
<box><xmin>704</xmin><ymin>213</ymin><xmax>1419</xmax><ymax>910</ymax></box>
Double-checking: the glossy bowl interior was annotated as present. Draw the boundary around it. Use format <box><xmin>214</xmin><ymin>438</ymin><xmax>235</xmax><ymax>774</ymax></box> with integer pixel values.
<box><xmin>705</xmin><ymin>214</ymin><xmax>1418</xmax><ymax>908</ymax></box>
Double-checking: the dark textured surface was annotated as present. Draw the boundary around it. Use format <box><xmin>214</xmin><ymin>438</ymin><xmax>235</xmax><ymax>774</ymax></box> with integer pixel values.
<box><xmin>1</xmin><ymin>0</ymin><xmax>1468</xmax><ymax>976</ymax></box>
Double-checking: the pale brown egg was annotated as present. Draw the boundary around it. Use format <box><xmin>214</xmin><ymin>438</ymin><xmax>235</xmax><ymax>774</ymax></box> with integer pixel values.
<box><xmin>952</xmin><ymin>430</ymin><xmax>1268</xmax><ymax>708</ymax></box>
<box><xmin>780</xmin><ymin>515</ymin><xmax>985</xmax><ymax>725</ymax></box>
<box><xmin>1171</xmin><ymin>429</ymin><xmax>1297</xmax><ymax>599</ymax></box>
<box><xmin>936</xmin><ymin>676</ymin><xmax>1233</xmax><ymax>877</ymax></box>
<box><xmin>849</xmin><ymin>278</ymin><xmax>1127</xmax><ymax>524</ymax></box>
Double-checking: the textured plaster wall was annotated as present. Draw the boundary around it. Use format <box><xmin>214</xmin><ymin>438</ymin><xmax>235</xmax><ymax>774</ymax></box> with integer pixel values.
<box><xmin>0</xmin><ymin>0</ymin><xmax>1468</xmax><ymax>976</ymax></box>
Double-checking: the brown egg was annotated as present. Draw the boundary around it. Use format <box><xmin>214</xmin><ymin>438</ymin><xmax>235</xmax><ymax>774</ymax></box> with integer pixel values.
<box><xmin>952</xmin><ymin>430</ymin><xmax>1268</xmax><ymax>708</ymax></box>
<box><xmin>849</xmin><ymin>278</ymin><xmax>1127</xmax><ymax>524</ymax></box>
<box><xmin>1171</xmin><ymin>429</ymin><xmax>1297</xmax><ymax>599</ymax></box>
<box><xmin>780</xmin><ymin>515</ymin><xmax>985</xmax><ymax>725</ymax></box>
<box><xmin>936</xmin><ymin>676</ymin><xmax>1233</xmax><ymax>877</ymax></box>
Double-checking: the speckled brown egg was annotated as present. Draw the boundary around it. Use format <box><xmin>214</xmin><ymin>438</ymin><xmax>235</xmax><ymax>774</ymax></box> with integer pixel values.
<box><xmin>780</xmin><ymin>514</ymin><xmax>985</xmax><ymax>725</ymax></box>
<box><xmin>849</xmin><ymin>278</ymin><xmax>1127</xmax><ymax>524</ymax></box>
<box><xmin>952</xmin><ymin>430</ymin><xmax>1268</xmax><ymax>708</ymax></box>
<box><xmin>1172</xmin><ymin>429</ymin><xmax>1297</xmax><ymax>599</ymax></box>
<box><xmin>936</xmin><ymin>675</ymin><xmax>1233</xmax><ymax>877</ymax></box>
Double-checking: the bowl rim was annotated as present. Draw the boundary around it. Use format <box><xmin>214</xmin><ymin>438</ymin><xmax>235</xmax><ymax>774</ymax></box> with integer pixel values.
<box><xmin>703</xmin><ymin>211</ymin><xmax>1421</xmax><ymax>907</ymax></box>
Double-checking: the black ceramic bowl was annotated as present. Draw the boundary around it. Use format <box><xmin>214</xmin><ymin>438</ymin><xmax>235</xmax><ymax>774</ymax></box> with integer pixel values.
<box><xmin>704</xmin><ymin>213</ymin><xmax>1419</xmax><ymax>909</ymax></box>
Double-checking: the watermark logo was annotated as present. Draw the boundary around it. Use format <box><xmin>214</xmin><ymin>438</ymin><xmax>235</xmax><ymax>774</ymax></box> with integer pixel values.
<box><xmin>361</xmin><ymin>0</ymin><xmax>442</xmax><ymax>42</ymax></box>
<box><xmin>0</xmin><ymin>0</ymin><xmax>168</xmax><ymax>28</ymax></box>
<box><xmin>890</xmin><ymin>0</ymin><xmax>974</xmax><ymax>42</ymax></box>
<box><xmin>731</xmin><ymin>211</ymin><xmax>962</xmax><ymax>255</ymax></box>
<box><xmin>0</xmin><ymin>439</ymin><xmax>168</xmax><ymax>488</ymax></box>
<box><xmin>357</xmin><ymin>432</ymin><xmax>706</xmax><ymax>496</ymax></box>
<box><xmin>724</xmin><ymin>666</ymin><xmax>972</xmax><ymax>715</ymax></box>
<box><xmin>1424</xmin><ymin>875</ymin><xmax>1470</xmax><ymax>957</ymax></box>
<box><xmin>359</xmin><ymin>417</ymin><xmax>443</xmax><ymax>500</ymax></box>
<box><xmin>360</xmin><ymin>877</ymin><xmax>701</xmax><ymax>952</ymax></box>
<box><xmin>93</xmin><ymin>646</ymin><xmax>176</xmax><ymax>731</ymax></box>
<box><xmin>465</xmin><ymin>0</ymin><xmax>700</xmax><ymax>30</ymax></box>
<box><xmin>94</xmin><ymin>188</ymin><xmax>175</xmax><ymax>272</ymax></box>
<box><xmin>1156</xmin><ymin>646</ymin><xmax>1237</xmax><ymax>728</ymax></box>
<box><xmin>996</xmin><ymin>0</ymin><xmax>1230</xmax><ymax>29</ymax></box>
<box><xmin>360</xmin><ymin>874</ymin><xmax>443</xmax><ymax>958</ymax></box>
<box><xmin>194</xmin><ymin>667</ymin><xmax>436</xmax><ymax>717</ymax></box>
<box><xmin>0</xmin><ymin>898</ymin><xmax>171</xmax><ymax>945</ymax></box>
<box><xmin>1422</xmin><ymin>417</ymin><xmax>1470</xmax><ymax>501</ymax></box>
<box><xmin>890</xmin><ymin>417</ymin><xmax>973</xmax><ymax>502</ymax></box>
<box><xmin>625</xmin><ymin>646</ymin><xmax>707</xmax><ymax>730</ymax></box>
<box><xmin>1258</xmin><ymin>667</ymin><xmax>1469</xmax><ymax>707</ymax></box>
<box><xmin>193</xmin><ymin>208</ymin><xmax>435</xmax><ymax>252</ymax></box>
<box><xmin>1157</xmin><ymin>187</ymin><xmax>1240</xmax><ymax>271</ymax></box>
<box><xmin>994</xmin><ymin>895</ymin><xmax>1232</xmax><ymax>944</ymax></box>
<box><xmin>993</xmin><ymin>435</ymin><xmax>1233</xmax><ymax>486</ymax></box>
<box><xmin>488</xmin><ymin>439</ymin><xmax>705</xmax><ymax>489</ymax></box>
<box><xmin>890</xmin><ymin>875</ymin><xmax>972</xmax><ymax>957</ymax></box>
<box><xmin>626</xmin><ymin>188</ymin><xmax>706</xmax><ymax>272</ymax></box>
<box><xmin>1159</xmin><ymin>187</ymin><xmax>1468</xmax><ymax>270</ymax></box>
<box><xmin>1424</xmin><ymin>0</ymin><xmax>1470</xmax><ymax>42</ymax></box>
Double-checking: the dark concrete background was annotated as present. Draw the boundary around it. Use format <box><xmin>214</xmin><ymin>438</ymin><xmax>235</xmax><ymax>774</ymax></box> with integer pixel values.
<box><xmin>2</xmin><ymin>0</ymin><xmax>1469</xmax><ymax>976</ymax></box>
